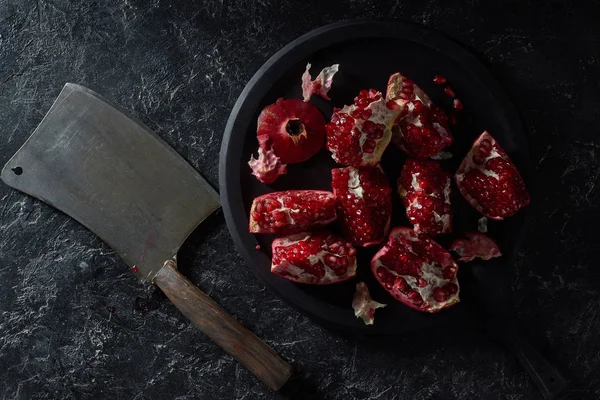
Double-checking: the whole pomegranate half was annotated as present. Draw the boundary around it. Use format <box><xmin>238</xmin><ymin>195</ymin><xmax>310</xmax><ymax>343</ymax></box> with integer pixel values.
<box><xmin>249</xmin><ymin>190</ymin><xmax>336</xmax><ymax>234</ymax></box>
<box><xmin>450</xmin><ymin>231</ymin><xmax>502</xmax><ymax>262</ymax></box>
<box><xmin>248</xmin><ymin>146</ymin><xmax>287</xmax><ymax>184</ymax></box>
<box><xmin>386</xmin><ymin>72</ymin><xmax>453</xmax><ymax>160</ymax></box>
<box><xmin>271</xmin><ymin>231</ymin><xmax>357</xmax><ymax>284</ymax></box>
<box><xmin>397</xmin><ymin>159</ymin><xmax>452</xmax><ymax>235</ymax></box>
<box><xmin>326</xmin><ymin>89</ymin><xmax>400</xmax><ymax>167</ymax></box>
<box><xmin>257</xmin><ymin>98</ymin><xmax>326</xmax><ymax>164</ymax></box>
<box><xmin>352</xmin><ymin>282</ymin><xmax>386</xmax><ymax>325</ymax></box>
<box><xmin>371</xmin><ymin>227</ymin><xmax>460</xmax><ymax>313</ymax></box>
<box><xmin>455</xmin><ymin>131</ymin><xmax>530</xmax><ymax>220</ymax></box>
<box><xmin>331</xmin><ymin>166</ymin><xmax>392</xmax><ymax>247</ymax></box>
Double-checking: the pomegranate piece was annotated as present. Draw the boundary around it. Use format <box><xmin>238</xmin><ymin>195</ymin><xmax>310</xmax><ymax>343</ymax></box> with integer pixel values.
<box><xmin>455</xmin><ymin>131</ymin><xmax>530</xmax><ymax>220</ymax></box>
<box><xmin>450</xmin><ymin>232</ymin><xmax>502</xmax><ymax>262</ymax></box>
<box><xmin>352</xmin><ymin>282</ymin><xmax>386</xmax><ymax>325</ymax></box>
<box><xmin>326</xmin><ymin>89</ymin><xmax>401</xmax><ymax>167</ymax></box>
<box><xmin>249</xmin><ymin>190</ymin><xmax>336</xmax><ymax>234</ymax></box>
<box><xmin>248</xmin><ymin>147</ymin><xmax>287</xmax><ymax>184</ymax></box>
<box><xmin>301</xmin><ymin>63</ymin><xmax>339</xmax><ymax>102</ymax></box>
<box><xmin>271</xmin><ymin>231</ymin><xmax>357</xmax><ymax>284</ymax></box>
<box><xmin>331</xmin><ymin>166</ymin><xmax>392</xmax><ymax>247</ymax></box>
<box><xmin>397</xmin><ymin>159</ymin><xmax>452</xmax><ymax>235</ymax></box>
<box><xmin>371</xmin><ymin>227</ymin><xmax>460</xmax><ymax>313</ymax></box>
<box><xmin>386</xmin><ymin>72</ymin><xmax>453</xmax><ymax>160</ymax></box>
<box><xmin>257</xmin><ymin>98</ymin><xmax>326</xmax><ymax>164</ymax></box>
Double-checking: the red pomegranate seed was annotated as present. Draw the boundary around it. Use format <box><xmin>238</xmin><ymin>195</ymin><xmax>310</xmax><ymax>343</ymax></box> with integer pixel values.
<box><xmin>453</xmin><ymin>98</ymin><xmax>463</xmax><ymax>111</ymax></box>
<box><xmin>444</xmin><ymin>86</ymin><xmax>456</xmax><ymax>97</ymax></box>
<box><xmin>255</xmin><ymin>245</ymin><xmax>261</xmax><ymax>251</ymax></box>
<box><xmin>433</xmin><ymin>75</ymin><xmax>446</xmax><ymax>84</ymax></box>
<box><xmin>449</xmin><ymin>113</ymin><xmax>457</xmax><ymax>125</ymax></box>
<box><xmin>132</xmin><ymin>266</ymin><xmax>138</xmax><ymax>273</ymax></box>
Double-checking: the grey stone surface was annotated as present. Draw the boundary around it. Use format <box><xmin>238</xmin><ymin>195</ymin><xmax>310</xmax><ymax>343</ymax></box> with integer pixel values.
<box><xmin>0</xmin><ymin>1</ymin><xmax>599</xmax><ymax>399</ymax></box>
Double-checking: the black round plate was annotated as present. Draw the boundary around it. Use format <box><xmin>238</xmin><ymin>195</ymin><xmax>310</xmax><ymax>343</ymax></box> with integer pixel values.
<box><xmin>219</xmin><ymin>20</ymin><xmax>532</xmax><ymax>334</ymax></box>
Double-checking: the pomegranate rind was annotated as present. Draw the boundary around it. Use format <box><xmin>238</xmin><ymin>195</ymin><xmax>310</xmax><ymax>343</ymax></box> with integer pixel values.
<box><xmin>386</xmin><ymin>72</ymin><xmax>453</xmax><ymax>160</ymax></box>
<box><xmin>249</xmin><ymin>190</ymin><xmax>337</xmax><ymax>234</ymax></box>
<box><xmin>326</xmin><ymin>89</ymin><xmax>401</xmax><ymax>167</ymax></box>
<box><xmin>371</xmin><ymin>227</ymin><xmax>460</xmax><ymax>313</ymax></box>
<box><xmin>331</xmin><ymin>166</ymin><xmax>392</xmax><ymax>247</ymax></box>
<box><xmin>397</xmin><ymin>159</ymin><xmax>452</xmax><ymax>235</ymax></box>
<box><xmin>257</xmin><ymin>98</ymin><xmax>326</xmax><ymax>164</ymax></box>
<box><xmin>271</xmin><ymin>231</ymin><xmax>357</xmax><ymax>284</ymax></box>
<box><xmin>248</xmin><ymin>147</ymin><xmax>287</xmax><ymax>184</ymax></box>
<box><xmin>352</xmin><ymin>282</ymin><xmax>386</xmax><ymax>326</ymax></box>
<box><xmin>454</xmin><ymin>131</ymin><xmax>530</xmax><ymax>220</ymax></box>
<box><xmin>301</xmin><ymin>63</ymin><xmax>339</xmax><ymax>102</ymax></box>
<box><xmin>449</xmin><ymin>231</ymin><xmax>502</xmax><ymax>262</ymax></box>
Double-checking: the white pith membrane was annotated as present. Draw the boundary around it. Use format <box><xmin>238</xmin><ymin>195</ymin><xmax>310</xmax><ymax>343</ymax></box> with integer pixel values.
<box><xmin>301</xmin><ymin>63</ymin><xmax>339</xmax><ymax>102</ymax></box>
<box><xmin>450</xmin><ymin>232</ymin><xmax>502</xmax><ymax>262</ymax></box>
<box><xmin>271</xmin><ymin>232</ymin><xmax>357</xmax><ymax>284</ymax></box>
<box><xmin>372</xmin><ymin>229</ymin><xmax>459</xmax><ymax>312</ymax></box>
<box><xmin>352</xmin><ymin>282</ymin><xmax>386</xmax><ymax>325</ymax></box>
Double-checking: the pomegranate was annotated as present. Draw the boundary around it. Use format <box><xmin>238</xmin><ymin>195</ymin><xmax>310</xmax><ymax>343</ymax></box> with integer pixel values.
<box><xmin>301</xmin><ymin>63</ymin><xmax>339</xmax><ymax>102</ymax></box>
<box><xmin>352</xmin><ymin>282</ymin><xmax>386</xmax><ymax>325</ymax></box>
<box><xmin>271</xmin><ymin>231</ymin><xmax>357</xmax><ymax>284</ymax></box>
<box><xmin>331</xmin><ymin>166</ymin><xmax>392</xmax><ymax>247</ymax></box>
<box><xmin>371</xmin><ymin>227</ymin><xmax>459</xmax><ymax>313</ymax></box>
<box><xmin>455</xmin><ymin>131</ymin><xmax>530</xmax><ymax>220</ymax></box>
<box><xmin>257</xmin><ymin>98</ymin><xmax>326</xmax><ymax>164</ymax></box>
<box><xmin>249</xmin><ymin>190</ymin><xmax>336</xmax><ymax>234</ymax></box>
<box><xmin>449</xmin><ymin>231</ymin><xmax>502</xmax><ymax>262</ymax></box>
<box><xmin>397</xmin><ymin>159</ymin><xmax>452</xmax><ymax>235</ymax></box>
<box><xmin>326</xmin><ymin>89</ymin><xmax>400</xmax><ymax>167</ymax></box>
<box><xmin>386</xmin><ymin>72</ymin><xmax>453</xmax><ymax>160</ymax></box>
<box><xmin>248</xmin><ymin>146</ymin><xmax>287</xmax><ymax>184</ymax></box>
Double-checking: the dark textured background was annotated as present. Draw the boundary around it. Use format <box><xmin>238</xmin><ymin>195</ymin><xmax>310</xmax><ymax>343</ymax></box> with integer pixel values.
<box><xmin>1</xmin><ymin>1</ymin><xmax>599</xmax><ymax>399</ymax></box>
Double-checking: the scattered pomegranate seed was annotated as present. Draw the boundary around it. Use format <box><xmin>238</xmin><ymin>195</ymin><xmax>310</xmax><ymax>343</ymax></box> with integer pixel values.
<box><xmin>444</xmin><ymin>86</ymin><xmax>456</xmax><ymax>97</ymax></box>
<box><xmin>433</xmin><ymin>75</ymin><xmax>446</xmax><ymax>84</ymax></box>
<box><xmin>453</xmin><ymin>98</ymin><xmax>463</xmax><ymax>111</ymax></box>
<box><xmin>449</xmin><ymin>113</ymin><xmax>457</xmax><ymax>125</ymax></box>
<box><xmin>255</xmin><ymin>245</ymin><xmax>261</xmax><ymax>251</ymax></box>
<box><xmin>132</xmin><ymin>265</ymin><xmax>138</xmax><ymax>273</ymax></box>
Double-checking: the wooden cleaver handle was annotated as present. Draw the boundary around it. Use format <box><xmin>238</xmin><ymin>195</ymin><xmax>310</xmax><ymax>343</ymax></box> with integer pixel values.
<box><xmin>154</xmin><ymin>260</ymin><xmax>293</xmax><ymax>391</ymax></box>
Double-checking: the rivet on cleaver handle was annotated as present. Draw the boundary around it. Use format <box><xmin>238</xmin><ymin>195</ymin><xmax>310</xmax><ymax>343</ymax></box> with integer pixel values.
<box><xmin>0</xmin><ymin>83</ymin><xmax>293</xmax><ymax>390</ymax></box>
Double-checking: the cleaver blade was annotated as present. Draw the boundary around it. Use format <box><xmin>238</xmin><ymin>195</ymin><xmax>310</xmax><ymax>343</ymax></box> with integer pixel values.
<box><xmin>1</xmin><ymin>83</ymin><xmax>220</xmax><ymax>282</ymax></box>
<box><xmin>0</xmin><ymin>83</ymin><xmax>292</xmax><ymax>390</ymax></box>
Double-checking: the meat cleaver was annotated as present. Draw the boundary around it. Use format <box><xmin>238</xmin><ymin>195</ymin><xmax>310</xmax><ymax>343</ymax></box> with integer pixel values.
<box><xmin>0</xmin><ymin>83</ymin><xmax>293</xmax><ymax>390</ymax></box>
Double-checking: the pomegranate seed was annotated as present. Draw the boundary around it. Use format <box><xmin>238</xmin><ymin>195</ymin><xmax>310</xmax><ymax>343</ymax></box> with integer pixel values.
<box><xmin>418</xmin><ymin>278</ymin><xmax>428</xmax><ymax>287</ymax></box>
<box><xmin>449</xmin><ymin>113</ymin><xmax>457</xmax><ymax>125</ymax></box>
<box><xmin>444</xmin><ymin>86</ymin><xmax>456</xmax><ymax>97</ymax></box>
<box><xmin>255</xmin><ymin>245</ymin><xmax>261</xmax><ymax>251</ymax></box>
<box><xmin>132</xmin><ymin>266</ymin><xmax>138</xmax><ymax>273</ymax></box>
<box><xmin>433</xmin><ymin>75</ymin><xmax>446</xmax><ymax>84</ymax></box>
<box><xmin>453</xmin><ymin>98</ymin><xmax>463</xmax><ymax>111</ymax></box>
